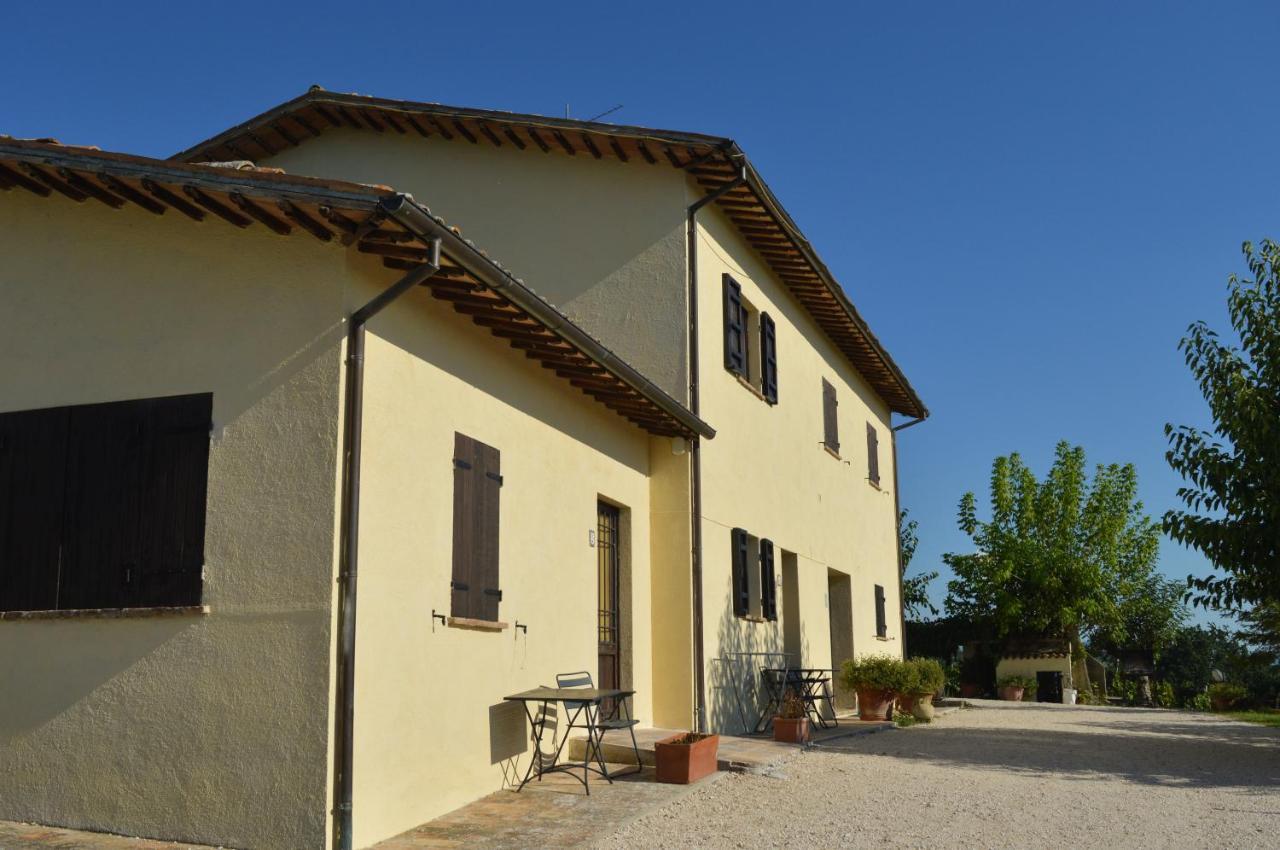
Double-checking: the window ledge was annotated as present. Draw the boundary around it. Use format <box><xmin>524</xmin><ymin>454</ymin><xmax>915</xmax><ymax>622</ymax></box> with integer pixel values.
<box><xmin>734</xmin><ymin>373</ymin><xmax>766</xmax><ymax>401</ymax></box>
<box><xmin>823</xmin><ymin>444</ymin><xmax>841</xmax><ymax>460</ymax></box>
<box><xmin>875</xmin><ymin>635</ymin><xmax>892</xmax><ymax>642</ymax></box>
<box><xmin>868</xmin><ymin>479</ymin><xmax>883</xmax><ymax>491</ymax></box>
<box><xmin>447</xmin><ymin>616</ymin><xmax>509</xmax><ymax>632</ymax></box>
<box><xmin>0</xmin><ymin>605</ymin><xmax>210</xmax><ymax>622</ymax></box>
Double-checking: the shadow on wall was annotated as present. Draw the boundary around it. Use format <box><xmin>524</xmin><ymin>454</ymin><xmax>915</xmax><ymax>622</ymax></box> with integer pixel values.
<box><xmin>373</xmin><ymin>289</ymin><xmax>647</xmax><ymax>475</ymax></box>
<box><xmin>0</xmin><ymin>619</ymin><xmax>197</xmax><ymax>737</ymax></box>
<box><xmin>707</xmin><ymin>602</ymin><xmax>808</xmax><ymax>736</ymax></box>
<box><xmin>489</xmin><ymin>700</ymin><xmax>532</xmax><ymax>789</ymax></box>
<box><xmin>818</xmin><ymin>707</ymin><xmax>1280</xmax><ymax>791</ymax></box>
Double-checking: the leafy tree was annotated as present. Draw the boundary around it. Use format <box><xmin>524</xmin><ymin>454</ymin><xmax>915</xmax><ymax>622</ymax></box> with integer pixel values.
<box><xmin>944</xmin><ymin>442</ymin><xmax>1163</xmax><ymax>644</ymax></box>
<box><xmin>1165</xmin><ymin>240</ymin><xmax>1280</xmax><ymax>610</ymax></box>
<box><xmin>899</xmin><ymin>510</ymin><xmax>939</xmax><ymax>619</ymax></box>
<box><xmin>1098</xmin><ymin>573</ymin><xmax>1188</xmax><ymax>656</ymax></box>
<box><xmin>1156</xmin><ymin>624</ymin><xmax>1246</xmax><ymax>703</ymax></box>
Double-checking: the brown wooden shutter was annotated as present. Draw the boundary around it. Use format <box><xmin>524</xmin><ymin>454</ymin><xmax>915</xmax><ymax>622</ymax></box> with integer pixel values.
<box><xmin>0</xmin><ymin>406</ymin><xmax>69</xmax><ymax>612</ymax></box>
<box><xmin>137</xmin><ymin>394</ymin><xmax>211</xmax><ymax>607</ymax></box>
<box><xmin>723</xmin><ymin>275</ymin><xmax>747</xmax><ymax>376</ymax></box>
<box><xmin>875</xmin><ymin>584</ymin><xmax>887</xmax><ymax>637</ymax></box>
<box><xmin>451</xmin><ymin>433</ymin><xmax>502</xmax><ymax>621</ymax></box>
<box><xmin>731</xmin><ymin>527</ymin><xmax>750</xmax><ymax>617</ymax></box>
<box><xmin>866</xmin><ymin>422</ymin><xmax>880</xmax><ymax>486</ymax></box>
<box><xmin>760</xmin><ymin>313</ymin><xmax>778</xmax><ymax>404</ymax></box>
<box><xmin>58</xmin><ymin>398</ymin><xmax>149</xmax><ymax>610</ymax></box>
<box><xmin>760</xmin><ymin>538</ymin><xmax>777</xmax><ymax>621</ymax></box>
<box><xmin>822</xmin><ymin>379</ymin><xmax>839</xmax><ymax>453</ymax></box>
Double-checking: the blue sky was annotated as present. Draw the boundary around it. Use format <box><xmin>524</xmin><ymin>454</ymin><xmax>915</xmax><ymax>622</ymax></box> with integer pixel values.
<box><xmin>6</xmin><ymin>2</ymin><xmax>1274</xmax><ymax>622</ymax></box>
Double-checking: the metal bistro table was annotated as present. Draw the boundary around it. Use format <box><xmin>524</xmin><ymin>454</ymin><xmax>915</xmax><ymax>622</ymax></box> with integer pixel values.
<box><xmin>504</xmin><ymin>686</ymin><xmax>635</xmax><ymax>793</ymax></box>
<box><xmin>757</xmin><ymin>668</ymin><xmax>839</xmax><ymax>732</ymax></box>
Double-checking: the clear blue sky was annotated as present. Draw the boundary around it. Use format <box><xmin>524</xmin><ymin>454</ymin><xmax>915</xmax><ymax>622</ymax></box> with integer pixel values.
<box><xmin>6</xmin><ymin>2</ymin><xmax>1275</xmax><ymax>622</ymax></box>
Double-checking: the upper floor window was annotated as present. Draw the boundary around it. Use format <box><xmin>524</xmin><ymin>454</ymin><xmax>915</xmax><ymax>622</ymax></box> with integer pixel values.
<box><xmin>866</xmin><ymin>422</ymin><xmax>881</xmax><ymax>486</ymax></box>
<box><xmin>0</xmin><ymin>393</ymin><xmax>211</xmax><ymax>613</ymax></box>
<box><xmin>821</xmin><ymin>378</ymin><xmax>839</xmax><ymax>455</ymax></box>
<box><xmin>723</xmin><ymin>275</ymin><xmax>778</xmax><ymax>405</ymax></box>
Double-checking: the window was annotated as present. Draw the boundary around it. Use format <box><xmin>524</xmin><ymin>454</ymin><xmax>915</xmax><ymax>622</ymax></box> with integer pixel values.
<box><xmin>0</xmin><ymin>393</ymin><xmax>211</xmax><ymax>613</ymax></box>
<box><xmin>450</xmin><ymin>433</ymin><xmax>503</xmax><ymax>621</ymax></box>
<box><xmin>874</xmin><ymin>583</ymin><xmax>887</xmax><ymax>638</ymax></box>
<box><xmin>866</xmin><ymin>422</ymin><xmax>880</xmax><ymax>486</ymax></box>
<box><xmin>821</xmin><ymin>378</ymin><xmax>839</xmax><ymax>454</ymax></box>
<box><xmin>724</xmin><ymin>275</ymin><xmax>778</xmax><ymax>403</ymax></box>
<box><xmin>731</xmin><ymin>528</ymin><xmax>777</xmax><ymax>622</ymax></box>
<box><xmin>760</xmin><ymin>313</ymin><xmax>778</xmax><ymax>404</ymax></box>
<box><xmin>723</xmin><ymin>275</ymin><xmax>748</xmax><ymax>379</ymax></box>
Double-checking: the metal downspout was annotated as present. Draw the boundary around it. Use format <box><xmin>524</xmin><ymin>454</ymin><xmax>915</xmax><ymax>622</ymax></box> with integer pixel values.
<box><xmin>333</xmin><ymin>225</ymin><xmax>441</xmax><ymax>850</ymax></box>
<box><xmin>890</xmin><ymin>416</ymin><xmax>926</xmax><ymax>657</ymax></box>
<box><xmin>686</xmin><ymin>163</ymin><xmax>746</xmax><ymax>732</ymax></box>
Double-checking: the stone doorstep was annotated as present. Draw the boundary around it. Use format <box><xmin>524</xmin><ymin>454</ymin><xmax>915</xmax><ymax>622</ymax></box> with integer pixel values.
<box><xmin>567</xmin><ymin>721</ymin><xmax>896</xmax><ymax>773</ymax></box>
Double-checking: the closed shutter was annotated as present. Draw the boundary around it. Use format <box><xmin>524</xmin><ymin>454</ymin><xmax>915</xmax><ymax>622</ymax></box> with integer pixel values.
<box><xmin>760</xmin><ymin>313</ymin><xmax>778</xmax><ymax>404</ymax></box>
<box><xmin>58</xmin><ymin>398</ymin><xmax>149</xmax><ymax>610</ymax></box>
<box><xmin>866</xmin><ymin>422</ymin><xmax>880</xmax><ymax>486</ymax></box>
<box><xmin>451</xmin><ymin>433</ymin><xmax>502</xmax><ymax>621</ymax></box>
<box><xmin>723</xmin><ymin>275</ymin><xmax>746</xmax><ymax>376</ymax></box>
<box><xmin>731</xmin><ymin>527</ymin><xmax>750</xmax><ymax>617</ymax></box>
<box><xmin>875</xmin><ymin>584</ymin><xmax>887</xmax><ymax>637</ymax></box>
<box><xmin>137</xmin><ymin>394</ymin><xmax>211</xmax><ymax>607</ymax></box>
<box><xmin>822</xmin><ymin>379</ymin><xmax>839</xmax><ymax>453</ymax></box>
<box><xmin>760</xmin><ymin>538</ymin><xmax>777</xmax><ymax>621</ymax></box>
<box><xmin>0</xmin><ymin>394</ymin><xmax>210</xmax><ymax>612</ymax></box>
<box><xmin>0</xmin><ymin>406</ymin><xmax>69</xmax><ymax>612</ymax></box>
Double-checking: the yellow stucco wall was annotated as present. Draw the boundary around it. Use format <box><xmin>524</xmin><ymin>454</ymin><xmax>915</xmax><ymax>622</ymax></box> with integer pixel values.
<box><xmin>259</xmin><ymin>129</ymin><xmax>692</xmax><ymax>400</ymax></box>
<box><xmin>692</xmin><ymin>196</ymin><xmax>905</xmax><ymax>733</ymax></box>
<box><xmin>0</xmin><ymin>191</ymin><xmax>356</xmax><ymax>848</ymax></box>
<box><xmin>348</xmin><ymin>283</ymin><xmax>655</xmax><ymax>848</ymax></box>
<box><xmin>996</xmin><ymin>657</ymin><xmax>1074</xmax><ymax>692</ymax></box>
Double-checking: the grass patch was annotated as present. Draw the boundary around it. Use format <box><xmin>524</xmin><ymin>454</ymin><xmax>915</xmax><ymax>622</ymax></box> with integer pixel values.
<box><xmin>894</xmin><ymin>711</ymin><xmax>921</xmax><ymax>727</ymax></box>
<box><xmin>1221</xmin><ymin>709</ymin><xmax>1280</xmax><ymax>728</ymax></box>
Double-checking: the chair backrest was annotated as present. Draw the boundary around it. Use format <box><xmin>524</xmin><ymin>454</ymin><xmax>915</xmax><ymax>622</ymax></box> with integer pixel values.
<box><xmin>557</xmin><ymin>671</ymin><xmax>594</xmax><ymax>690</ymax></box>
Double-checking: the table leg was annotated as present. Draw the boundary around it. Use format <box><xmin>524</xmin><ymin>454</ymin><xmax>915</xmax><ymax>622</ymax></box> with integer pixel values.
<box><xmin>515</xmin><ymin>701</ymin><xmax>546</xmax><ymax>792</ymax></box>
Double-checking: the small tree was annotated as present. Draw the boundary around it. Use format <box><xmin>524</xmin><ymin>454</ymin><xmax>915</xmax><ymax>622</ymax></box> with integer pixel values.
<box><xmin>899</xmin><ymin>510</ymin><xmax>939</xmax><ymax>619</ymax></box>
<box><xmin>1165</xmin><ymin>240</ymin><xmax>1280</xmax><ymax>610</ymax></box>
<box><xmin>944</xmin><ymin>442</ymin><xmax>1163</xmax><ymax>644</ymax></box>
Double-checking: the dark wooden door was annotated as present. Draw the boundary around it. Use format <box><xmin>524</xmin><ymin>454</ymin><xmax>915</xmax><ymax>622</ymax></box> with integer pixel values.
<box><xmin>597</xmin><ymin>501</ymin><xmax>621</xmax><ymax>710</ymax></box>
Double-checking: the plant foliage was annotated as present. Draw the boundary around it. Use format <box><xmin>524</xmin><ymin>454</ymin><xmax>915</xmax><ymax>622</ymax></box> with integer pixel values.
<box><xmin>943</xmin><ymin>442</ymin><xmax>1164</xmax><ymax>643</ymax></box>
<box><xmin>900</xmin><ymin>510</ymin><xmax>939</xmax><ymax>619</ymax></box>
<box><xmin>1165</xmin><ymin>240</ymin><xmax>1280</xmax><ymax>610</ymax></box>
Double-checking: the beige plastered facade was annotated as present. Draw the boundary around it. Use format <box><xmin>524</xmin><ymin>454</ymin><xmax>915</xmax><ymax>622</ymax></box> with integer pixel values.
<box><xmin>0</xmin><ymin>187</ymin><xmax>662</xmax><ymax>848</ymax></box>
<box><xmin>996</xmin><ymin>656</ymin><xmax>1074</xmax><ymax>692</ymax></box>
<box><xmin>260</xmin><ymin>132</ymin><xmax>908</xmax><ymax>738</ymax></box>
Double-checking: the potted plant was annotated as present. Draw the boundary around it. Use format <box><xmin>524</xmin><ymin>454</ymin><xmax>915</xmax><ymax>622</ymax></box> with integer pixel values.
<box><xmin>908</xmin><ymin>658</ymin><xmax>945</xmax><ymax>721</ymax></box>
<box><xmin>1207</xmin><ymin>682</ymin><xmax>1247</xmax><ymax>712</ymax></box>
<box><xmin>997</xmin><ymin>675</ymin><xmax>1036</xmax><ymax>701</ymax></box>
<box><xmin>840</xmin><ymin>655</ymin><xmax>909</xmax><ymax>720</ymax></box>
<box><xmin>772</xmin><ymin>688</ymin><xmax>810</xmax><ymax>744</ymax></box>
<box><xmin>654</xmin><ymin>732</ymin><xmax>719</xmax><ymax>784</ymax></box>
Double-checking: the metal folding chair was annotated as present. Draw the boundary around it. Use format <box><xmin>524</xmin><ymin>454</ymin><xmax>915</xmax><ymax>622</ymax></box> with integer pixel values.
<box><xmin>556</xmin><ymin>671</ymin><xmax>642</xmax><ymax>778</ymax></box>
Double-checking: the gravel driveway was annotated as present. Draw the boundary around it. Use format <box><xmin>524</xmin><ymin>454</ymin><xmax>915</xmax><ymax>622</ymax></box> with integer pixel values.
<box><xmin>595</xmin><ymin>702</ymin><xmax>1279</xmax><ymax>849</ymax></box>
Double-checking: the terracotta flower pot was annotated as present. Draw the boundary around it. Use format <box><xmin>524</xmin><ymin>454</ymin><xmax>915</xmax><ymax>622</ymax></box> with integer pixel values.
<box><xmin>897</xmin><ymin>693</ymin><xmax>916</xmax><ymax>714</ymax></box>
<box><xmin>856</xmin><ymin>687</ymin><xmax>895</xmax><ymax>720</ymax></box>
<box><xmin>959</xmin><ymin>683</ymin><xmax>985</xmax><ymax>699</ymax></box>
<box><xmin>998</xmin><ymin>686</ymin><xmax>1025</xmax><ymax>702</ymax></box>
<box><xmin>654</xmin><ymin>733</ymin><xmax>719</xmax><ymax>784</ymax></box>
<box><xmin>773</xmin><ymin>716</ymin><xmax>810</xmax><ymax>744</ymax></box>
<box><xmin>910</xmin><ymin>692</ymin><xmax>935</xmax><ymax>721</ymax></box>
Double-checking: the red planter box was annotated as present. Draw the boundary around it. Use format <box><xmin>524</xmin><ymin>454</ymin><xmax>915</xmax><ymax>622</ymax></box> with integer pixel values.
<box><xmin>654</xmin><ymin>733</ymin><xmax>719</xmax><ymax>784</ymax></box>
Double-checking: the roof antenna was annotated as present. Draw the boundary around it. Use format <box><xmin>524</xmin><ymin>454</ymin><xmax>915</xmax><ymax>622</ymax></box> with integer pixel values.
<box><xmin>586</xmin><ymin>104</ymin><xmax>624</xmax><ymax>122</ymax></box>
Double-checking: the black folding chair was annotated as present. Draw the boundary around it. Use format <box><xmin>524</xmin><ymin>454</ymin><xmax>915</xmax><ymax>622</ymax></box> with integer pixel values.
<box><xmin>557</xmin><ymin>671</ymin><xmax>642</xmax><ymax>778</ymax></box>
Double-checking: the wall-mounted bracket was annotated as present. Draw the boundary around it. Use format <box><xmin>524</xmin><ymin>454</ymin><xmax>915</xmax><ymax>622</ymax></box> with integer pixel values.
<box><xmin>515</xmin><ymin>621</ymin><xmax>529</xmax><ymax>634</ymax></box>
<box><xmin>431</xmin><ymin>609</ymin><xmax>447</xmax><ymax>627</ymax></box>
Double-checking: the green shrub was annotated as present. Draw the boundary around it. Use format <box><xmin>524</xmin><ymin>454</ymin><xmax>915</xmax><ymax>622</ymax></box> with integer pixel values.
<box><xmin>841</xmin><ymin>655</ymin><xmax>912</xmax><ymax>693</ymax></box>
<box><xmin>893</xmin><ymin>710</ymin><xmax>918</xmax><ymax>727</ymax></box>
<box><xmin>1154</xmin><ymin>680</ymin><xmax>1176</xmax><ymax>708</ymax></box>
<box><xmin>1208</xmin><ymin>681</ymin><xmax>1248</xmax><ymax>709</ymax></box>
<box><xmin>1184</xmin><ymin>692</ymin><xmax>1211</xmax><ymax>711</ymax></box>
<box><xmin>908</xmin><ymin>658</ymin><xmax>946</xmax><ymax>694</ymax></box>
